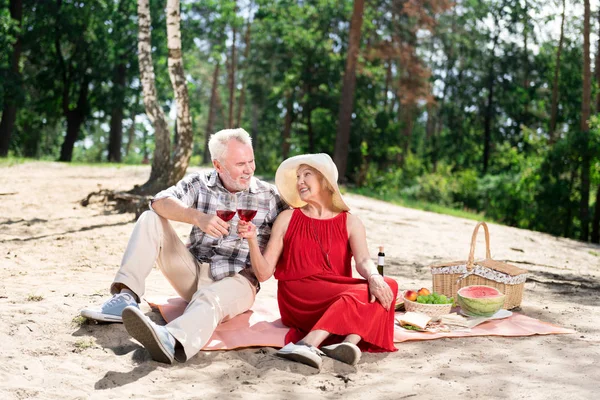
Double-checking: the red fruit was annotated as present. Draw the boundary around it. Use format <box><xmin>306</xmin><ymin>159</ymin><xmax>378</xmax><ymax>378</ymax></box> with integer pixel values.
<box><xmin>417</xmin><ymin>287</ymin><xmax>431</xmax><ymax>296</ymax></box>
<box><xmin>404</xmin><ymin>290</ymin><xmax>418</xmax><ymax>302</ymax></box>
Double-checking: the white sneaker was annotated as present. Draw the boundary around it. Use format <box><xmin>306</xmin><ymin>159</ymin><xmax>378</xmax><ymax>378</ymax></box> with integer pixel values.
<box><xmin>80</xmin><ymin>293</ymin><xmax>138</xmax><ymax>323</ymax></box>
<box><xmin>276</xmin><ymin>342</ymin><xmax>324</xmax><ymax>369</ymax></box>
<box><xmin>321</xmin><ymin>342</ymin><xmax>361</xmax><ymax>366</ymax></box>
<box><xmin>122</xmin><ymin>306</ymin><xmax>176</xmax><ymax>364</ymax></box>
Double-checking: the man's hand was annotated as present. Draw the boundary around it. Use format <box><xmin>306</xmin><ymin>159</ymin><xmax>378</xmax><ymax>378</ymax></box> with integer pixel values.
<box><xmin>193</xmin><ymin>211</ymin><xmax>230</xmax><ymax>237</ymax></box>
<box><xmin>368</xmin><ymin>274</ymin><xmax>394</xmax><ymax>311</ymax></box>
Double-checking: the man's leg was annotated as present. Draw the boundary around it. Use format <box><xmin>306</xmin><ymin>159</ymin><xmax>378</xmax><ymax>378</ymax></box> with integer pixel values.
<box><xmin>82</xmin><ymin>210</ymin><xmax>200</xmax><ymax>322</ymax></box>
<box><xmin>166</xmin><ymin>273</ymin><xmax>256</xmax><ymax>362</ymax></box>
<box><xmin>112</xmin><ymin>210</ymin><xmax>200</xmax><ymax>302</ymax></box>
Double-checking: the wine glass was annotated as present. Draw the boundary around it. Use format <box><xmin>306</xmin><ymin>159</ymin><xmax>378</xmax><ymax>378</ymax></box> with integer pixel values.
<box><xmin>216</xmin><ymin>192</ymin><xmax>236</xmax><ymax>238</ymax></box>
<box><xmin>236</xmin><ymin>192</ymin><xmax>258</xmax><ymax>243</ymax></box>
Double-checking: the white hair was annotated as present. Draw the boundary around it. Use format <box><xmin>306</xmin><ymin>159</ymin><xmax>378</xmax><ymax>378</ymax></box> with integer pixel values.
<box><xmin>208</xmin><ymin>128</ymin><xmax>252</xmax><ymax>161</ymax></box>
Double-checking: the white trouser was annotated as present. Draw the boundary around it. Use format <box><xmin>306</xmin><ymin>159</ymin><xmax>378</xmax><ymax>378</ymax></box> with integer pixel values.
<box><xmin>112</xmin><ymin>210</ymin><xmax>256</xmax><ymax>360</ymax></box>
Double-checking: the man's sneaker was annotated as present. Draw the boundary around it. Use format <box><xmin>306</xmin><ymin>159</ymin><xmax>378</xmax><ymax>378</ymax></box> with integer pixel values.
<box><xmin>321</xmin><ymin>342</ymin><xmax>361</xmax><ymax>366</ymax></box>
<box><xmin>276</xmin><ymin>342</ymin><xmax>324</xmax><ymax>369</ymax></box>
<box><xmin>80</xmin><ymin>293</ymin><xmax>138</xmax><ymax>323</ymax></box>
<box><xmin>122</xmin><ymin>306</ymin><xmax>175</xmax><ymax>364</ymax></box>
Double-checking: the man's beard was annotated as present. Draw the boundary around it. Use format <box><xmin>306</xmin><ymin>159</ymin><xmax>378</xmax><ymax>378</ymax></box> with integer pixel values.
<box><xmin>220</xmin><ymin>166</ymin><xmax>252</xmax><ymax>192</ymax></box>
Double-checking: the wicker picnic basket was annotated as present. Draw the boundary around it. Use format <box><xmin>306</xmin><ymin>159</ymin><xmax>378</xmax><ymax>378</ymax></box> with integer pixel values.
<box><xmin>429</xmin><ymin>222</ymin><xmax>528</xmax><ymax>310</ymax></box>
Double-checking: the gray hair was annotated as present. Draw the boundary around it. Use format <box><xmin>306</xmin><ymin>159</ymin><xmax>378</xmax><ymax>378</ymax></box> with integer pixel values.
<box><xmin>208</xmin><ymin>128</ymin><xmax>252</xmax><ymax>161</ymax></box>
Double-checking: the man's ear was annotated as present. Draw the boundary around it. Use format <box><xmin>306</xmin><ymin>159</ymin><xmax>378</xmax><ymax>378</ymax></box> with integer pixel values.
<box><xmin>213</xmin><ymin>159</ymin><xmax>222</xmax><ymax>172</ymax></box>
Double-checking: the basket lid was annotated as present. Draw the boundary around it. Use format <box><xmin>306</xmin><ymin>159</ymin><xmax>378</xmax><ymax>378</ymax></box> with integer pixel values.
<box><xmin>430</xmin><ymin>259</ymin><xmax>527</xmax><ymax>276</ymax></box>
<box><xmin>429</xmin><ymin>260</ymin><xmax>465</xmax><ymax>269</ymax></box>
<box><xmin>475</xmin><ymin>259</ymin><xmax>527</xmax><ymax>276</ymax></box>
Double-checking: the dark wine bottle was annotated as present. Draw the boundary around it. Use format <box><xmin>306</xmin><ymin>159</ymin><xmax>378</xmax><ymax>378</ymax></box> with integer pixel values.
<box><xmin>377</xmin><ymin>246</ymin><xmax>385</xmax><ymax>276</ymax></box>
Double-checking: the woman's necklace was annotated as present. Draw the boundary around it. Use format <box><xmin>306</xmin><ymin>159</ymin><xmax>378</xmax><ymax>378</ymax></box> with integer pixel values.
<box><xmin>310</xmin><ymin>218</ymin><xmax>333</xmax><ymax>270</ymax></box>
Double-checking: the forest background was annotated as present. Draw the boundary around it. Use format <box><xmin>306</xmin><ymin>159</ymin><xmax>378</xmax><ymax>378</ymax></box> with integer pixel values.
<box><xmin>1</xmin><ymin>0</ymin><xmax>600</xmax><ymax>244</ymax></box>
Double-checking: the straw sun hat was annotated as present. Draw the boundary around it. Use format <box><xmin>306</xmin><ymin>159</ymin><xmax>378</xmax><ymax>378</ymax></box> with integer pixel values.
<box><xmin>275</xmin><ymin>153</ymin><xmax>350</xmax><ymax>211</ymax></box>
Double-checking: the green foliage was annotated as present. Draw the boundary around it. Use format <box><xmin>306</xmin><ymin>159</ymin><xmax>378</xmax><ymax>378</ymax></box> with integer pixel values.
<box><xmin>0</xmin><ymin>0</ymin><xmax>598</xmax><ymax>241</ymax></box>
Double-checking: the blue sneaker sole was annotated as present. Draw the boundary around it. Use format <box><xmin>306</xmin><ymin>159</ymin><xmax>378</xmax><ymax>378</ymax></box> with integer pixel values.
<box><xmin>122</xmin><ymin>307</ymin><xmax>174</xmax><ymax>364</ymax></box>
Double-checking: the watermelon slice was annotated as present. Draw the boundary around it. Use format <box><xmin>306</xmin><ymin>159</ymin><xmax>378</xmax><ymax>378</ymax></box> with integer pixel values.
<box><xmin>457</xmin><ymin>285</ymin><xmax>505</xmax><ymax>317</ymax></box>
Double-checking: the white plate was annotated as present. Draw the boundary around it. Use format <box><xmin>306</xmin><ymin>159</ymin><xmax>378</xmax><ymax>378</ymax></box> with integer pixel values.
<box><xmin>459</xmin><ymin>309</ymin><xmax>513</xmax><ymax>320</ymax></box>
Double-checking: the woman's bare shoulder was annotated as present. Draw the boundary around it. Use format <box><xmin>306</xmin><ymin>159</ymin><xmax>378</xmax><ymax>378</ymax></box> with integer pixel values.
<box><xmin>345</xmin><ymin>212</ymin><xmax>365</xmax><ymax>232</ymax></box>
<box><xmin>274</xmin><ymin>208</ymin><xmax>295</xmax><ymax>227</ymax></box>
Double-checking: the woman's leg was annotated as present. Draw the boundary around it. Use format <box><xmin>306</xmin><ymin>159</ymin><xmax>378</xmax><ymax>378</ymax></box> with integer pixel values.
<box><xmin>298</xmin><ymin>330</ymin><xmax>362</xmax><ymax>366</ymax></box>
<box><xmin>342</xmin><ymin>334</ymin><xmax>361</xmax><ymax>345</ymax></box>
<box><xmin>300</xmin><ymin>331</ymin><xmax>361</xmax><ymax>347</ymax></box>
<box><xmin>297</xmin><ymin>329</ymin><xmax>330</xmax><ymax>347</ymax></box>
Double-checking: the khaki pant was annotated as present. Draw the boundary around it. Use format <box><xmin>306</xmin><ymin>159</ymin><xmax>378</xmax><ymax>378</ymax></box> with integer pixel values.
<box><xmin>112</xmin><ymin>211</ymin><xmax>256</xmax><ymax>361</ymax></box>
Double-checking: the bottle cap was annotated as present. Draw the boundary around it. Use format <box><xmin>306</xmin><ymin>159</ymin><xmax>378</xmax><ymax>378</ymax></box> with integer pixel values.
<box><xmin>378</xmin><ymin>245</ymin><xmax>384</xmax><ymax>252</ymax></box>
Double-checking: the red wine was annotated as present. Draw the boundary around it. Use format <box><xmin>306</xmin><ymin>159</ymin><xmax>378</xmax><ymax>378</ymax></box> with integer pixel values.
<box><xmin>217</xmin><ymin>210</ymin><xmax>236</xmax><ymax>221</ymax></box>
<box><xmin>237</xmin><ymin>209</ymin><xmax>257</xmax><ymax>222</ymax></box>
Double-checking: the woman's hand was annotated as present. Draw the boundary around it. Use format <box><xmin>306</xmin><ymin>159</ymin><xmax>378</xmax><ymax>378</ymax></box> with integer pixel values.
<box><xmin>237</xmin><ymin>220</ymin><xmax>258</xmax><ymax>241</ymax></box>
<box><xmin>368</xmin><ymin>275</ymin><xmax>394</xmax><ymax>310</ymax></box>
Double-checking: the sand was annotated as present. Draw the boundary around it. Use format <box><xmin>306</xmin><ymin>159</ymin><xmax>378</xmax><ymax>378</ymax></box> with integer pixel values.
<box><xmin>1</xmin><ymin>161</ymin><xmax>599</xmax><ymax>400</ymax></box>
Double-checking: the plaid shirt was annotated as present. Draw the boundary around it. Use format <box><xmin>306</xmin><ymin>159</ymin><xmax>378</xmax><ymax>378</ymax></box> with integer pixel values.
<box><xmin>152</xmin><ymin>170</ymin><xmax>288</xmax><ymax>281</ymax></box>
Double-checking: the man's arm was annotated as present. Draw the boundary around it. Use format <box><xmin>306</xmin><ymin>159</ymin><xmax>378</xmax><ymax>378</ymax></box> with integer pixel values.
<box><xmin>239</xmin><ymin>209</ymin><xmax>293</xmax><ymax>282</ymax></box>
<box><xmin>152</xmin><ymin>197</ymin><xmax>229</xmax><ymax>237</ymax></box>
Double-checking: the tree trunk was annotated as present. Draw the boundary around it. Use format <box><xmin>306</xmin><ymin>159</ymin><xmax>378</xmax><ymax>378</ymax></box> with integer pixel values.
<box><xmin>282</xmin><ymin>94</ymin><xmax>293</xmax><ymax>160</ymax></box>
<box><xmin>215</xmin><ymin>89</ymin><xmax>227</xmax><ymax>122</ymax></box>
<box><xmin>204</xmin><ymin>62</ymin><xmax>220</xmax><ymax>164</ymax></box>
<box><xmin>333</xmin><ymin>0</ymin><xmax>365</xmax><ymax>181</ymax></box>
<box><xmin>108</xmin><ymin>62</ymin><xmax>127</xmax><ymax>162</ymax></box>
<box><xmin>236</xmin><ymin>19</ymin><xmax>251</xmax><ymax>127</ymax></box>
<box><xmin>59</xmin><ymin>76</ymin><xmax>90</xmax><ymax>162</ymax></box>
<box><xmin>125</xmin><ymin>92</ymin><xmax>139</xmax><ymax>157</ymax></box>
<box><xmin>400</xmin><ymin>104</ymin><xmax>415</xmax><ymax>161</ymax></box>
<box><xmin>142</xmin><ymin>127</ymin><xmax>149</xmax><ymax>163</ymax></box>
<box><xmin>228</xmin><ymin>9</ymin><xmax>237</xmax><ymax>128</ymax></box>
<box><xmin>579</xmin><ymin>0</ymin><xmax>592</xmax><ymax>241</ymax></box>
<box><xmin>549</xmin><ymin>0</ymin><xmax>565</xmax><ymax>142</ymax></box>
<box><xmin>595</xmin><ymin>7</ymin><xmax>600</xmax><ymax>114</ymax></box>
<box><xmin>593</xmin><ymin>8</ymin><xmax>600</xmax><ymax>243</ymax></box>
<box><xmin>564</xmin><ymin>167</ymin><xmax>576</xmax><ymax>238</ymax></box>
<box><xmin>166</xmin><ymin>0</ymin><xmax>193</xmax><ymax>184</ymax></box>
<box><xmin>136</xmin><ymin>0</ymin><xmax>171</xmax><ymax>192</ymax></box>
<box><xmin>0</xmin><ymin>0</ymin><xmax>23</xmax><ymax>157</ymax></box>
<box><xmin>592</xmin><ymin>184</ymin><xmax>600</xmax><ymax>243</ymax></box>
<box><xmin>519</xmin><ymin>0</ymin><xmax>530</xmax><ymax>130</ymax></box>
<box><xmin>125</xmin><ymin>118</ymin><xmax>135</xmax><ymax>157</ymax></box>
<box><xmin>483</xmin><ymin>31</ymin><xmax>500</xmax><ymax>174</ymax></box>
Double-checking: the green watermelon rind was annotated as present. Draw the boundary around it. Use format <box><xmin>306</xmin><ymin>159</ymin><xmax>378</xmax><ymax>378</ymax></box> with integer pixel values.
<box><xmin>457</xmin><ymin>285</ymin><xmax>505</xmax><ymax>317</ymax></box>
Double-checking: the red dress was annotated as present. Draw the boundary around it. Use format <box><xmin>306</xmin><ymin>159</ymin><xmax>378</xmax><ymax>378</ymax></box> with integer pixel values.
<box><xmin>274</xmin><ymin>209</ymin><xmax>398</xmax><ymax>352</ymax></box>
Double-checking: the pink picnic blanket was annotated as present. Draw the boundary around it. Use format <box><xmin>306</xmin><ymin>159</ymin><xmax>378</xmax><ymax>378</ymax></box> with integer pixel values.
<box><xmin>146</xmin><ymin>296</ymin><xmax>575</xmax><ymax>351</ymax></box>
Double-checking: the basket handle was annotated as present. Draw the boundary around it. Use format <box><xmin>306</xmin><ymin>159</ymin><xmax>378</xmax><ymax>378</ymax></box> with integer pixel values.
<box><xmin>467</xmin><ymin>221</ymin><xmax>491</xmax><ymax>268</ymax></box>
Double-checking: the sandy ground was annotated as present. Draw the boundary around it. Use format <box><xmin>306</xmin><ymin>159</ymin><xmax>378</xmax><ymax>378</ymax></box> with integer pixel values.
<box><xmin>1</xmin><ymin>161</ymin><xmax>599</xmax><ymax>400</ymax></box>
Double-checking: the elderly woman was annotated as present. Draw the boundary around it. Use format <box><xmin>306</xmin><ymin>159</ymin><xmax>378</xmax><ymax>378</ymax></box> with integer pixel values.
<box><xmin>238</xmin><ymin>153</ymin><xmax>398</xmax><ymax>369</ymax></box>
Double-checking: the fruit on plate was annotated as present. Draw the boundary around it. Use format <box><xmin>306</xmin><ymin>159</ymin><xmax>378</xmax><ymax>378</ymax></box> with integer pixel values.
<box><xmin>404</xmin><ymin>290</ymin><xmax>418</xmax><ymax>302</ymax></box>
<box><xmin>457</xmin><ymin>285</ymin><xmax>505</xmax><ymax>317</ymax></box>
<box><xmin>417</xmin><ymin>287</ymin><xmax>431</xmax><ymax>296</ymax></box>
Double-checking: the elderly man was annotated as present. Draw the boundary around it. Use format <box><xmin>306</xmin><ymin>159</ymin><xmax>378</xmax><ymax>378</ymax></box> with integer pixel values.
<box><xmin>81</xmin><ymin>128</ymin><xmax>288</xmax><ymax>364</ymax></box>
